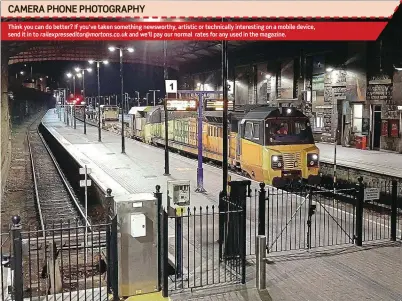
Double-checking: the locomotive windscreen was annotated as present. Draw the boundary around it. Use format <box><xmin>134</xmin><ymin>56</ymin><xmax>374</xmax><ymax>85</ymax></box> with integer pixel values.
<box><xmin>265</xmin><ymin>117</ymin><xmax>314</xmax><ymax>145</ymax></box>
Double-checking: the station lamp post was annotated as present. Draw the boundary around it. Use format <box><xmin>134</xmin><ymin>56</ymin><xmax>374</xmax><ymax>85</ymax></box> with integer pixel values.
<box><xmin>149</xmin><ymin>90</ymin><xmax>160</xmax><ymax>106</ymax></box>
<box><xmin>135</xmin><ymin>91</ymin><xmax>140</xmax><ymax>106</ymax></box>
<box><xmin>108</xmin><ymin>45</ymin><xmax>134</xmax><ymax>154</ymax></box>
<box><xmin>75</xmin><ymin>67</ymin><xmax>92</xmax><ymax>134</ymax></box>
<box><xmin>66</xmin><ymin>72</ymin><xmax>80</xmax><ymax>129</ymax></box>
<box><xmin>88</xmin><ymin>59</ymin><xmax>109</xmax><ymax>142</ymax></box>
<box><xmin>66</xmin><ymin>72</ymin><xmax>77</xmax><ymax>95</ymax></box>
<box><xmin>146</xmin><ymin>92</ymin><xmax>150</xmax><ymax>106</ymax></box>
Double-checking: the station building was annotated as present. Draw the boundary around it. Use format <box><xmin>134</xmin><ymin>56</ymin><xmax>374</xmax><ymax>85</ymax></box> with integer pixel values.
<box><xmin>178</xmin><ymin>41</ymin><xmax>402</xmax><ymax>153</ymax></box>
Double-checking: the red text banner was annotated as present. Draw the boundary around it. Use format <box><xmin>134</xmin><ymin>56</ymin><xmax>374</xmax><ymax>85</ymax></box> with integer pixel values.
<box><xmin>1</xmin><ymin>22</ymin><xmax>387</xmax><ymax>41</ymax></box>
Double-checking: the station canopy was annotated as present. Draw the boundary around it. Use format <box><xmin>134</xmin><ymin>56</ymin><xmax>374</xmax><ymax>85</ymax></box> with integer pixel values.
<box><xmin>3</xmin><ymin>17</ymin><xmax>254</xmax><ymax>69</ymax></box>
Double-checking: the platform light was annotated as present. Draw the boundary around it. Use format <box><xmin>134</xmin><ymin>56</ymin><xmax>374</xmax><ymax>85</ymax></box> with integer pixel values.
<box><xmin>88</xmin><ymin>60</ymin><xmax>94</xmax><ymax>64</ymax></box>
<box><xmin>265</xmin><ymin>74</ymin><xmax>271</xmax><ymax>79</ymax></box>
<box><xmin>76</xmin><ymin>73</ymin><xmax>82</xmax><ymax>78</ymax></box>
<box><xmin>86</xmin><ymin>68</ymin><xmax>92</xmax><ymax>73</ymax></box>
<box><xmin>103</xmin><ymin>60</ymin><xmax>109</xmax><ymax>65</ymax></box>
<box><xmin>108</xmin><ymin>46</ymin><xmax>116</xmax><ymax>52</ymax></box>
<box><xmin>326</xmin><ymin>67</ymin><xmax>334</xmax><ymax>72</ymax></box>
<box><xmin>20</xmin><ymin>71</ymin><xmax>24</xmax><ymax>75</ymax></box>
<box><xmin>127</xmin><ymin>47</ymin><xmax>134</xmax><ymax>53</ymax></box>
<box><xmin>395</xmin><ymin>67</ymin><xmax>402</xmax><ymax>71</ymax></box>
<box><xmin>66</xmin><ymin>73</ymin><xmax>72</xmax><ymax>78</ymax></box>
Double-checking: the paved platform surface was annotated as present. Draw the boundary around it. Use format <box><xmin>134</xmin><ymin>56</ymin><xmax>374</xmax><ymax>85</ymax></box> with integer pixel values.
<box><xmin>42</xmin><ymin>111</ymin><xmax>402</xmax><ymax>301</ymax></box>
<box><xmin>317</xmin><ymin>143</ymin><xmax>402</xmax><ymax>178</ymax></box>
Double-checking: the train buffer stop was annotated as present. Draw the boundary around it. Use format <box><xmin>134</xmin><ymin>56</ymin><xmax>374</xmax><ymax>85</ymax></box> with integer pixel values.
<box><xmin>25</xmin><ymin>109</ymin><xmax>402</xmax><ymax>301</ymax></box>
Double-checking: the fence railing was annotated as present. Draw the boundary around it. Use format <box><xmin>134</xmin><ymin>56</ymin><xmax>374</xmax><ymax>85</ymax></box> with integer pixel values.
<box><xmin>160</xmin><ymin>205</ymin><xmax>246</xmax><ymax>294</ymax></box>
<box><xmin>248</xmin><ymin>179</ymin><xmax>401</xmax><ymax>256</ymax></box>
<box><xmin>0</xmin><ymin>216</ymin><xmax>118</xmax><ymax>301</ymax></box>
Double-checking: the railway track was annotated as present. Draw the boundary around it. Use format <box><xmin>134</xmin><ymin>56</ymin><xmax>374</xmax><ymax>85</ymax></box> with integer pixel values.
<box><xmin>27</xmin><ymin>117</ymin><xmax>90</xmax><ymax>234</ymax></box>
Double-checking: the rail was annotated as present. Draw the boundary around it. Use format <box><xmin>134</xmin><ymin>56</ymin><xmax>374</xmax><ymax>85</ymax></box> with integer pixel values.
<box><xmin>38</xmin><ymin>130</ymin><xmax>92</xmax><ymax>231</ymax></box>
<box><xmin>27</xmin><ymin>118</ymin><xmax>46</xmax><ymax>236</ymax></box>
<box><xmin>27</xmin><ymin>116</ymin><xmax>92</xmax><ymax>236</ymax></box>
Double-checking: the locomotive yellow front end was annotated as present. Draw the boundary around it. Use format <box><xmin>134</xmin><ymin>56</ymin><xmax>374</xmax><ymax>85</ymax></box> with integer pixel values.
<box><xmin>262</xmin><ymin>108</ymin><xmax>320</xmax><ymax>186</ymax></box>
<box><xmin>238</xmin><ymin>106</ymin><xmax>320</xmax><ymax>187</ymax></box>
<box><xmin>263</xmin><ymin>144</ymin><xmax>320</xmax><ymax>187</ymax></box>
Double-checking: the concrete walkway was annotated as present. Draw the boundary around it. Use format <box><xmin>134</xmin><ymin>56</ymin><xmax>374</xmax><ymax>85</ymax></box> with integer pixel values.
<box><xmin>42</xmin><ymin>110</ymin><xmax>402</xmax><ymax>301</ymax></box>
<box><xmin>317</xmin><ymin>143</ymin><xmax>402</xmax><ymax>178</ymax></box>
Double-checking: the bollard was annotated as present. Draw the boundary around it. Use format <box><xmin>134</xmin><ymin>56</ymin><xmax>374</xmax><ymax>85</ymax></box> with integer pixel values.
<box><xmin>154</xmin><ymin>185</ymin><xmax>162</xmax><ymax>290</ymax></box>
<box><xmin>256</xmin><ymin>235</ymin><xmax>266</xmax><ymax>290</ymax></box>
<box><xmin>258</xmin><ymin>183</ymin><xmax>266</xmax><ymax>236</ymax></box>
<box><xmin>11</xmin><ymin>215</ymin><xmax>23</xmax><ymax>301</ymax></box>
<box><xmin>390</xmin><ymin>180</ymin><xmax>397</xmax><ymax>241</ymax></box>
<box><xmin>355</xmin><ymin>177</ymin><xmax>364</xmax><ymax>246</ymax></box>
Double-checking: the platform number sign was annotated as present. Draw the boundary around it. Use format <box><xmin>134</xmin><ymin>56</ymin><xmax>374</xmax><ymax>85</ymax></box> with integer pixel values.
<box><xmin>227</xmin><ymin>81</ymin><xmax>233</xmax><ymax>93</ymax></box>
<box><xmin>165</xmin><ymin>80</ymin><xmax>177</xmax><ymax>94</ymax></box>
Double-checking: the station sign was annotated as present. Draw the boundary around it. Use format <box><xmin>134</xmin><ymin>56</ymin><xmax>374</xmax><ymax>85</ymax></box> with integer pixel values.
<box><xmin>204</xmin><ymin>98</ymin><xmax>234</xmax><ymax>111</ymax></box>
<box><xmin>165</xmin><ymin>80</ymin><xmax>178</xmax><ymax>94</ymax></box>
<box><xmin>166</xmin><ymin>98</ymin><xmax>198</xmax><ymax>111</ymax></box>
<box><xmin>364</xmin><ymin>188</ymin><xmax>380</xmax><ymax>201</ymax></box>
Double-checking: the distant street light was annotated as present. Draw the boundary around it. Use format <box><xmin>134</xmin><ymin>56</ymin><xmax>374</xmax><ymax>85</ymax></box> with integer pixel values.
<box><xmin>75</xmin><ymin>67</ymin><xmax>92</xmax><ymax>134</ymax></box>
<box><xmin>149</xmin><ymin>90</ymin><xmax>160</xmax><ymax>106</ymax></box>
<box><xmin>66</xmin><ymin>72</ymin><xmax>77</xmax><ymax>94</ymax></box>
<box><xmin>135</xmin><ymin>91</ymin><xmax>140</xmax><ymax>106</ymax></box>
<box><xmin>88</xmin><ymin>59</ymin><xmax>109</xmax><ymax>142</ymax></box>
<box><xmin>146</xmin><ymin>92</ymin><xmax>150</xmax><ymax>106</ymax></box>
<box><xmin>108</xmin><ymin>45</ymin><xmax>135</xmax><ymax>154</ymax></box>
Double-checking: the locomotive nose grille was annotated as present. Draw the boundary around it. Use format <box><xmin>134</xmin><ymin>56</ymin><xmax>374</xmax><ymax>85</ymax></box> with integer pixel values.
<box><xmin>282</xmin><ymin>152</ymin><xmax>301</xmax><ymax>170</ymax></box>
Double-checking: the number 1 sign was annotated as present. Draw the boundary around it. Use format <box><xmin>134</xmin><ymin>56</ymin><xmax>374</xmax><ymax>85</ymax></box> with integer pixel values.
<box><xmin>165</xmin><ymin>80</ymin><xmax>177</xmax><ymax>94</ymax></box>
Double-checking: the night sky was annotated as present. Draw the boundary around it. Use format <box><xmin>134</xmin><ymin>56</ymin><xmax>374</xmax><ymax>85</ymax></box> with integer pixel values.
<box><xmin>9</xmin><ymin>60</ymin><xmax>170</xmax><ymax>100</ymax></box>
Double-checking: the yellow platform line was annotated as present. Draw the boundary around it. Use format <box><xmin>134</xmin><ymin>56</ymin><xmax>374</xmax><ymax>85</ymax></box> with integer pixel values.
<box><xmin>109</xmin><ymin>292</ymin><xmax>170</xmax><ymax>301</ymax></box>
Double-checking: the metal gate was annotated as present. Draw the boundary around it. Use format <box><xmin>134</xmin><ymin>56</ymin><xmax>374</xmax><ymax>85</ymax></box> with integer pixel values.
<box><xmin>253</xmin><ymin>183</ymin><xmax>358</xmax><ymax>254</ymax></box>
<box><xmin>160</xmin><ymin>180</ymin><xmax>249</xmax><ymax>294</ymax></box>
<box><xmin>251</xmin><ymin>179</ymin><xmax>402</xmax><ymax>256</ymax></box>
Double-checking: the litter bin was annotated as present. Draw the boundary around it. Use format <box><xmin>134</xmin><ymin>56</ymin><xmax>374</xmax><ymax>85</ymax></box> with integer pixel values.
<box><xmin>355</xmin><ymin>135</ymin><xmax>367</xmax><ymax>150</ymax></box>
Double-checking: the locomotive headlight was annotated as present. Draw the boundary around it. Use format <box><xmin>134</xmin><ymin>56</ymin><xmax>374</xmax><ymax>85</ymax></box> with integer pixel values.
<box><xmin>307</xmin><ymin>153</ymin><xmax>319</xmax><ymax>167</ymax></box>
<box><xmin>271</xmin><ymin>155</ymin><xmax>283</xmax><ymax>169</ymax></box>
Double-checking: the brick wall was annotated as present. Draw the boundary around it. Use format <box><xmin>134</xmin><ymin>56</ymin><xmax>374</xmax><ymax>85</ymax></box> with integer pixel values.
<box><xmin>1</xmin><ymin>48</ymin><xmax>10</xmax><ymax>193</ymax></box>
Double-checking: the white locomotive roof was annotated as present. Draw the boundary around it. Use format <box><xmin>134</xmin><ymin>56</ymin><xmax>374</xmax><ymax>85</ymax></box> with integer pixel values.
<box><xmin>128</xmin><ymin>106</ymin><xmax>149</xmax><ymax>115</ymax></box>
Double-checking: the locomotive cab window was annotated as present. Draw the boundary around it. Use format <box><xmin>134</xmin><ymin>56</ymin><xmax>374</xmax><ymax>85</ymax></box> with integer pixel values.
<box><xmin>244</xmin><ymin>122</ymin><xmax>253</xmax><ymax>139</ymax></box>
<box><xmin>265</xmin><ymin>118</ymin><xmax>314</xmax><ymax>145</ymax></box>
<box><xmin>253</xmin><ymin>123</ymin><xmax>260</xmax><ymax>140</ymax></box>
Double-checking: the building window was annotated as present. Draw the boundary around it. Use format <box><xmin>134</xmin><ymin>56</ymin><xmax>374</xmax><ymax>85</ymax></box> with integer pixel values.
<box><xmin>352</xmin><ymin>104</ymin><xmax>363</xmax><ymax>133</ymax></box>
<box><xmin>312</xmin><ymin>113</ymin><xmax>323</xmax><ymax>132</ymax></box>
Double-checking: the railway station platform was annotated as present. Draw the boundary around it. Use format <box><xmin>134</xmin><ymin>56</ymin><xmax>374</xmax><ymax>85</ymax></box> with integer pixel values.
<box><xmin>317</xmin><ymin>142</ymin><xmax>402</xmax><ymax>179</ymax></box>
<box><xmin>41</xmin><ymin>110</ymin><xmax>402</xmax><ymax>301</ymax></box>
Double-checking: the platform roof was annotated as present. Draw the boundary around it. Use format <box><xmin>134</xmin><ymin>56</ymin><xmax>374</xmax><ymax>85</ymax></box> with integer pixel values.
<box><xmin>4</xmin><ymin>40</ymin><xmax>252</xmax><ymax>70</ymax></box>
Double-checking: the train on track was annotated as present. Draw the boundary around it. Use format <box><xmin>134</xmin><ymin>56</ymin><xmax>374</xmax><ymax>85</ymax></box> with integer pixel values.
<box><xmin>128</xmin><ymin>104</ymin><xmax>320</xmax><ymax>186</ymax></box>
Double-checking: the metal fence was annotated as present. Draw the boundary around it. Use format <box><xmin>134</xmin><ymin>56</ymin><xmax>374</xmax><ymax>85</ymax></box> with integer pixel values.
<box><xmin>360</xmin><ymin>180</ymin><xmax>402</xmax><ymax>242</ymax></box>
<box><xmin>160</xmin><ymin>206</ymin><xmax>245</xmax><ymax>294</ymax></box>
<box><xmin>0</xmin><ymin>216</ymin><xmax>118</xmax><ymax>301</ymax></box>
<box><xmin>159</xmin><ymin>181</ymin><xmax>249</xmax><ymax>295</ymax></box>
<box><xmin>246</xmin><ymin>179</ymin><xmax>402</xmax><ymax>256</ymax></box>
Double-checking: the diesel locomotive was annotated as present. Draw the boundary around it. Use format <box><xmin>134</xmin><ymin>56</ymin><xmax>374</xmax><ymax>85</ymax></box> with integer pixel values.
<box><xmin>129</xmin><ymin>104</ymin><xmax>320</xmax><ymax>186</ymax></box>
